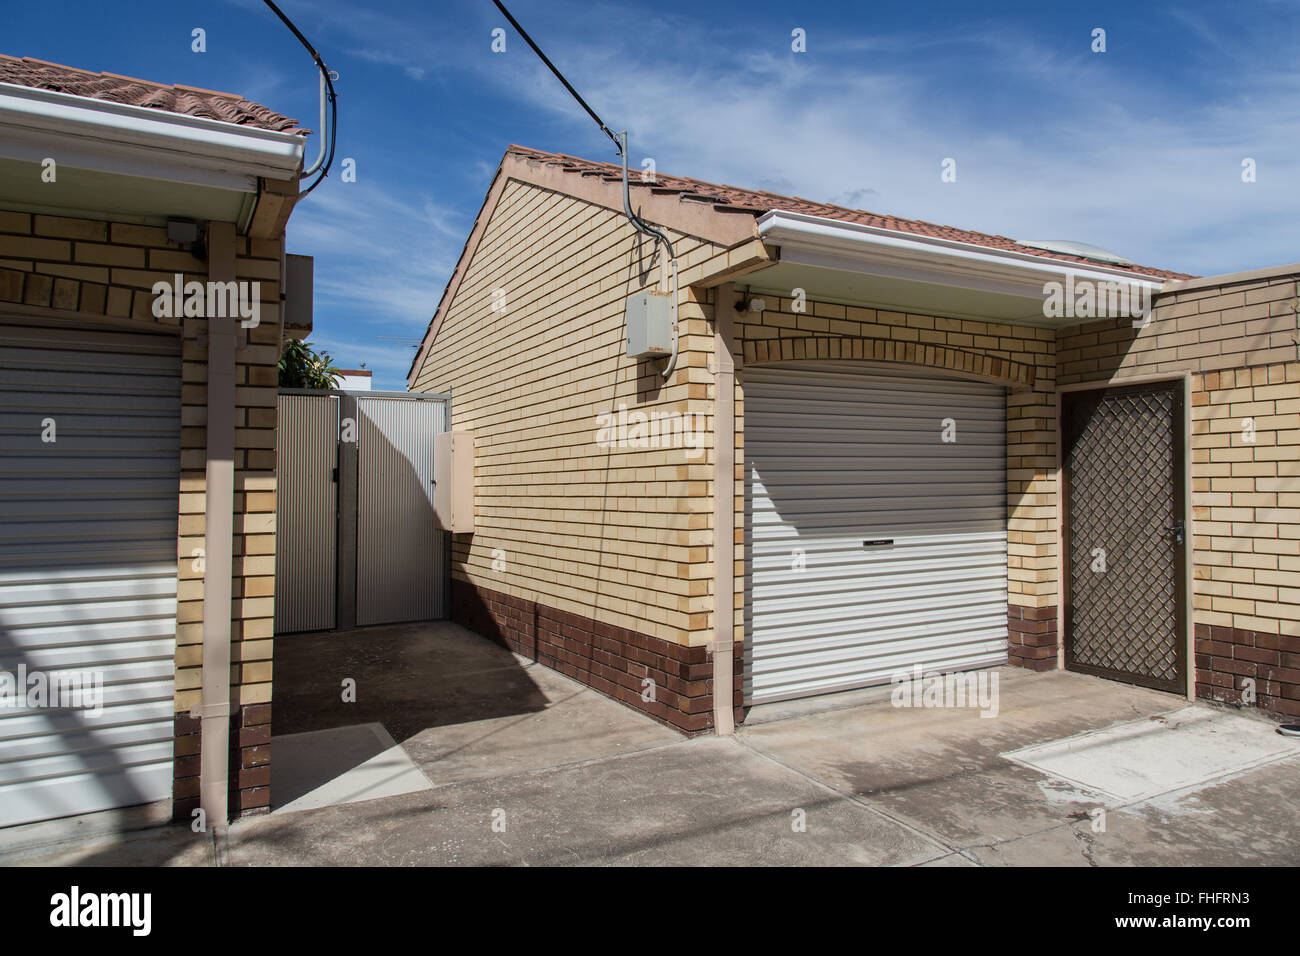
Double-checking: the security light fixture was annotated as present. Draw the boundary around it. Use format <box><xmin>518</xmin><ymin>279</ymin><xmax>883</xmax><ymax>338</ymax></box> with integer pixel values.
<box><xmin>166</xmin><ymin>218</ymin><xmax>199</xmax><ymax>245</ymax></box>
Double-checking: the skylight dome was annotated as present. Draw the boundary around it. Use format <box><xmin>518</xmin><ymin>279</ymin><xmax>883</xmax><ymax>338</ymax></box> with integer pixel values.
<box><xmin>1016</xmin><ymin>239</ymin><xmax>1135</xmax><ymax>266</ymax></box>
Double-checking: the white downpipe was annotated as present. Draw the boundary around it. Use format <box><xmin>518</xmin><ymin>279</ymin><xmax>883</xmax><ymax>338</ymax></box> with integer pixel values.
<box><xmin>301</xmin><ymin>67</ymin><xmax>329</xmax><ymax>177</ymax></box>
<box><xmin>199</xmin><ymin>221</ymin><xmax>237</xmax><ymax>829</ymax></box>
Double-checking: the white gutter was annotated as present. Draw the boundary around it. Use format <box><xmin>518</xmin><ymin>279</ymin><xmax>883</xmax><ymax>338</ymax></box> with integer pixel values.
<box><xmin>756</xmin><ymin>210</ymin><xmax>1168</xmax><ymax>298</ymax></box>
<box><xmin>0</xmin><ymin>82</ymin><xmax>304</xmax><ymax>192</ymax></box>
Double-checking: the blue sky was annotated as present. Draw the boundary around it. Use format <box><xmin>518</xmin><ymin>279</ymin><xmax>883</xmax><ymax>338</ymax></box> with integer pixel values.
<box><xmin>4</xmin><ymin>0</ymin><xmax>1298</xmax><ymax>389</ymax></box>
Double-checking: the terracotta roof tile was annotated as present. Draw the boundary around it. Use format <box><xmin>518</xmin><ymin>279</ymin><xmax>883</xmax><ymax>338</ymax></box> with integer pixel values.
<box><xmin>0</xmin><ymin>54</ymin><xmax>305</xmax><ymax>133</ymax></box>
<box><xmin>507</xmin><ymin>144</ymin><xmax>1191</xmax><ymax>280</ymax></box>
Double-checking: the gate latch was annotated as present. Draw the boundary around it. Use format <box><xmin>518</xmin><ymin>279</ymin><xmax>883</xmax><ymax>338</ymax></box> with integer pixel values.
<box><xmin>1165</xmin><ymin>519</ymin><xmax>1185</xmax><ymax>546</ymax></box>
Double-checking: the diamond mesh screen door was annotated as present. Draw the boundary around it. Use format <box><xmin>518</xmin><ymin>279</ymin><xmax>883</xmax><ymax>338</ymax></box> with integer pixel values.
<box><xmin>1062</xmin><ymin>381</ymin><xmax>1186</xmax><ymax>693</ymax></box>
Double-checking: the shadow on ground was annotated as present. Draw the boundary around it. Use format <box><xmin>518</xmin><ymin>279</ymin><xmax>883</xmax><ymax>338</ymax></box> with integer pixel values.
<box><xmin>272</xmin><ymin>620</ymin><xmax>551</xmax><ymax>743</ymax></box>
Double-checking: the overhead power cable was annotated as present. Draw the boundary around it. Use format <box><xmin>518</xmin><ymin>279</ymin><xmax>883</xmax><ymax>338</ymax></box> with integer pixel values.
<box><xmin>263</xmin><ymin>0</ymin><xmax>338</xmax><ymax>197</ymax></box>
<box><xmin>491</xmin><ymin>0</ymin><xmax>681</xmax><ymax>378</ymax></box>
<box><xmin>492</xmin><ymin>0</ymin><xmax>622</xmax><ymax>155</ymax></box>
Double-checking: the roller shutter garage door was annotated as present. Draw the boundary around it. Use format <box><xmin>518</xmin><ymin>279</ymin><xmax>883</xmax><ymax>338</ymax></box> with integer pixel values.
<box><xmin>0</xmin><ymin>322</ymin><xmax>181</xmax><ymax>827</ymax></box>
<box><xmin>746</xmin><ymin>362</ymin><xmax>1008</xmax><ymax>704</ymax></box>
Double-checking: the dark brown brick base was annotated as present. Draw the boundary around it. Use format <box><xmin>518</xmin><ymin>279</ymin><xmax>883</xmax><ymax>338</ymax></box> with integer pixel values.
<box><xmin>1008</xmin><ymin>605</ymin><xmax>1058</xmax><ymax>671</ymax></box>
<box><xmin>172</xmin><ymin>713</ymin><xmax>200</xmax><ymax>823</ymax></box>
<box><xmin>451</xmin><ymin>578</ymin><xmax>742</xmax><ymax>733</ymax></box>
<box><xmin>1195</xmin><ymin>622</ymin><xmax>1300</xmax><ymax>719</ymax></box>
<box><xmin>233</xmin><ymin>703</ymin><xmax>271</xmax><ymax>816</ymax></box>
<box><xmin>172</xmin><ymin>702</ymin><xmax>272</xmax><ymax>824</ymax></box>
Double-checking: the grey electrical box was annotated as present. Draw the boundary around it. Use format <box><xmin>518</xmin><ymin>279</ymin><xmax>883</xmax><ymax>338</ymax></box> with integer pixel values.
<box><xmin>624</xmin><ymin>290</ymin><xmax>673</xmax><ymax>359</ymax></box>
<box><xmin>284</xmin><ymin>254</ymin><xmax>314</xmax><ymax>336</ymax></box>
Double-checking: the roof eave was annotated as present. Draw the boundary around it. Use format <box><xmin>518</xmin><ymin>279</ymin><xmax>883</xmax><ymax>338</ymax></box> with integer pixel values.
<box><xmin>0</xmin><ymin>81</ymin><xmax>305</xmax><ymax>192</ymax></box>
<box><xmin>757</xmin><ymin>210</ymin><xmax>1170</xmax><ymax>300</ymax></box>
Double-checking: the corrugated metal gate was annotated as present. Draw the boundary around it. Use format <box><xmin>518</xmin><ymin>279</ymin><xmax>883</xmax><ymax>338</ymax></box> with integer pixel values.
<box><xmin>356</xmin><ymin>396</ymin><xmax>445</xmax><ymax>626</ymax></box>
<box><xmin>0</xmin><ymin>321</ymin><xmax>180</xmax><ymax>827</ymax></box>
<box><xmin>745</xmin><ymin>362</ymin><xmax>1009</xmax><ymax>704</ymax></box>
<box><xmin>1062</xmin><ymin>382</ymin><xmax>1186</xmax><ymax>692</ymax></box>
<box><xmin>274</xmin><ymin>395</ymin><xmax>339</xmax><ymax>633</ymax></box>
<box><xmin>275</xmin><ymin>390</ymin><xmax>449</xmax><ymax>634</ymax></box>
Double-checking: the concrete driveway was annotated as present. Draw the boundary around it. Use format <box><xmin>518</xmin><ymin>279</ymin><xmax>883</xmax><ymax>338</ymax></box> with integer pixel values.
<box><xmin>5</xmin><ymin>621</ymin><xmax>1299</xmax><ymax>866</ymax></box>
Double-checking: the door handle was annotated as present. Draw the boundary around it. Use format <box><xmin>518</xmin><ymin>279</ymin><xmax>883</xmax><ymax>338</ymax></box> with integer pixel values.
<box><xmin>1165</xmin><ymin>519</ymin><xmax>1185</xmax><ymax>546</ymax></box>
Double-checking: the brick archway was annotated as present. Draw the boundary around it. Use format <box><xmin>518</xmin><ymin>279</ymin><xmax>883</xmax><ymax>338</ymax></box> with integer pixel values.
<box><xmin>740</xmin><ymin>335</ymin><xmax>1036</xmax><ymax>390</ymax></box>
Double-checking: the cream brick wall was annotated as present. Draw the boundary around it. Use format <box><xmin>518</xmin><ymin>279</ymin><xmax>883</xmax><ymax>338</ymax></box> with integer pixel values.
<box><xmin>411</xmin><ymin>179</ymin><xmax>726</xmax><ymax>646</ymax></box>
<box><xmin>1191</xmin><ymin>363</ymin><xmax>1300</xmax><ymax>638</ymax></box>
<box><xmin>0</xmin><ymin>212</ymin><xmax>280</xmax><ymax>716</ymax></box>
<box><xmin>1058</xmin><ymin>273</ymin><xmax>1299</xmax><ymax>384</ymax></box>
<box><xmin>1058</xmin><ymin>271</ymin><xmax>1300</xmax><ymax>645</ymax></box>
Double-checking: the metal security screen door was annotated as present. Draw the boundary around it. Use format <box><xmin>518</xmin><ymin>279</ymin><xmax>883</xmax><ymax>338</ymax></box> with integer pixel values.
<box><xmin>746</xmin><ymin>363</ymin><xmax>1009</xmax><ymax>705</ymax></box>
<box><xmin>1062</xmin><ymin>381</ymin><xmax>1186</xmax><ymax>692</ymax></box>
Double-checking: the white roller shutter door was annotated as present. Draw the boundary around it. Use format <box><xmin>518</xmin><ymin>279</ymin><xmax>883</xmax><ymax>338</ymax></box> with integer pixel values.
<box><xmin>746</xmin><ymin>362</ymin><xmax>1008</xmax><ymax>704</ymax></box>
<box><xmin>0</xmin><ymin>321</ymin><xmax>180</xmax><ymax>827</ymax></box>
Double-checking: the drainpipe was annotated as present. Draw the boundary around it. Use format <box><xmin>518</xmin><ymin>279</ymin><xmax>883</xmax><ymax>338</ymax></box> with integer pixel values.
<box><xmin>712</xmin><ymin>282</ymin><xmax>736</xmax><ymax>735</ymax></box>
<box><xmin>199</xmin><ymin>221</ymin><xmax>237</xmax><ymax>827</ymax></box>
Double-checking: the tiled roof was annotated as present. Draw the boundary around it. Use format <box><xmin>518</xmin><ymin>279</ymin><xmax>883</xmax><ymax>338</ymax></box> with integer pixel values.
<box><xmin>0</xmin><ymin>54</ymin><xmax>305</xmax><ymax>133</ymax></box>
<box><xmin>507</xmin><ymin>145</ymin><xmax>1191</xmax><ymax>280</ymax></box>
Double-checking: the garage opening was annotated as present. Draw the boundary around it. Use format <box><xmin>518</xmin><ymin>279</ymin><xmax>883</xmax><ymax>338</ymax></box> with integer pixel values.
<box><xmin>744</xmin><ymin>361</ymin><xmax>1008</xmax><ymax>705</ymax></box>
<box><xmin>0</xmin><ymin>321</ymin><xmax>181</xmax><ymax>827</ymax></box>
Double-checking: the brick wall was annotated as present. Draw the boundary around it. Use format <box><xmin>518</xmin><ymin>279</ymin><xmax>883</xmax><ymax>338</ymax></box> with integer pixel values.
<box><xmin>452</xmin><ymin>578</ymin><xmax>742</xmax><ymax>732</ymax></box>
<box><xmin>734</xmin><ymin>296</ymin><xmax>1060</xmax><ymax>669</ymax></box>
<box><xmin>1057</xmin><ymin>272</ymin><xmax>1298</xmax><ymax>385</ymax></box>
<box><xmin>1058</xmin><ymin>269</ymin><xmax>1300</xmax><ymax>717</ymax></box>
<box><xmin>0</xmin><ymin>211</ymin><xmax>281</xmax><ymax>817</ymax></box>
<box><xmin>411</xmin><ymin>178</ymin><xmax>724</xmax><ymax>651</ymax></box>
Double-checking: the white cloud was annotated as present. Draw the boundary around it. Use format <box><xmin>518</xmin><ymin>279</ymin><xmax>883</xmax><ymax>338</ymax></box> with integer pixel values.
<box><xmin>287</xmin><ymin>179</ymin><xmax>462</xmax><ymax>323</ymax></box>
